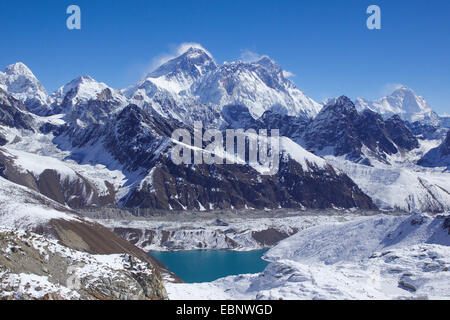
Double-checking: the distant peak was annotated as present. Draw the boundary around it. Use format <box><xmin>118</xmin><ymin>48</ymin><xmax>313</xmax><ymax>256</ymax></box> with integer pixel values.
<box><xmin>177</xmin><ymin>44</ymin><xmax>214</xmax><ymax>59</ymax></box>
<box><xmin>5</xmin><ymin>62</ymin><xmax>34</xmax><ymax>77</ymax></box>
<box><xmin>392</xmin><ymin>85</ymin><xmax>413</xmax><ymax>94</ymax></box>
<box><xmin>148</xmin><ymin>45</ymin><xmax>217</xmax><ymax>81</ymax></box>
<box><xmin>183</xmin><ymin>46</ymin><xmax>210</xmax><ymax>57</ymax></box>
<box><xmin>68</xmin><ymin>75</ymin><xmax>96</xmax><ymax>86</ymax></box>
<box><xmin>78</xmin><ymin>75</ymin><xmax>95</xmax><ymax>82</ymax></box>
<box><xmin>326</xmin><ymin>95</ymin><xmax>354</xmax><ymax>106</ymax></box>
<box><xmin>256</xmin><ymin>56</ymin><xmax>275</xmax><ymax>65</ymax></box>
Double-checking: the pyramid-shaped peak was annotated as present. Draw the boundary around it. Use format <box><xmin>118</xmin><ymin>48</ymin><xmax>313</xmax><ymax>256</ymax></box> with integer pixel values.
<box><xmin>391</xmin><ymin>85</ymin><xmax>415</xmax><ymax>94</ymax></box>
<box><xmin>5</xmin><ymin>62</ymin><xmax>35</xmax><ymax>77</ymax></box>
<box><xmin>325</xmin><ymin>95</ymin><xmax>354</xmax><ymax>107</ymax></box>
<box><xmin>148</xmin><ymin>45</ymin><xmax>217</xmax><ymax>82</ymax></box>
<box><xmin>253</xmin><ymin>56</ymin><xmax>282</xmax><ymax>73</ymax></box>
<box><xmin>182</xmin><ymin>46</ymin><xmax>212</xmax><ymax>58</ymax></box>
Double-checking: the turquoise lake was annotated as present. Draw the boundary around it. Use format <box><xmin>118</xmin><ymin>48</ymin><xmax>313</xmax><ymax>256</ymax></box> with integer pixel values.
<box><xmin>150</xmin><ymin>249</ymin><xmax>270</xmax><ymax>283</ymax></box>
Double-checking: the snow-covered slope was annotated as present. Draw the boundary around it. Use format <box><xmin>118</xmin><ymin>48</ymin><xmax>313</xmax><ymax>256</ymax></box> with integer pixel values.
<box><xmin>192</xmin><ymin>56</ymin><xmax>322</xmax><ymax>119</ymax></box>
<box><xmin>50</xmin><ymin>76</ymin><xmax>127</xmax><ymax>115</ymax></box>
<box><xmin>355</xmin><ymin>86</ymin><xmax>440</xmax><ymax>125</ymax></box>
<box><xmin>0</xmin><ymin>63</ymin><xmax>51</xmax><ymax>115</ymax></box>
<box><xmin>99</xmin><ymin>211</ymin><xmax>369</xmax><ymax>252</ymax></box>
<box><xmin>0</xmin><ymin>176</ymin><xmax>77</xmax><ymax>230</ymax></box>
<box><xmin>145</xmin><ymin>47</ymin><xmax>218</xmax><ymax>94</ymax></box>
<box><xmin>418</xmin><ymin>130</ymin><xmax>450</xmax><ymax>170</ymax></box>
<box><xmin>0</xmin><ymin>62</ymin><xmax>51</xmax><ymax>113</ymax></box>
<box><xmin>0</xmin><ymin>174</ymin><xmax>172</xmax><ymax>300</ymax></box>
<box><xmin>124</xmin><ymin>47</ymin><xmax>321</xmax><ymax>124</ymax></box>
<box><xmin>327</xmin><ymin>157</ymin><xmax>450</xmax><ymax>213</ymax></box>
<box><xmin>0</xmin><ymin>229</ymin><xmax>166</xmax><ymax>300</ymax></box>
<box><xmin>167</xmin><ymin>214</ymin><xmax>450</xmax><ymax>300</ymax></box>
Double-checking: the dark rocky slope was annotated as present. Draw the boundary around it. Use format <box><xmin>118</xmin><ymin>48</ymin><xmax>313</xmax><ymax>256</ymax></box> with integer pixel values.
<box><xmin>303</xmin><ymin>96</ymin><xmax>419</xmax><ymax>164</ymax></box>
<box><xmin>418</xmin><ymin>130</ymin><xmax>450</xmax><ymax>170</ymax></box>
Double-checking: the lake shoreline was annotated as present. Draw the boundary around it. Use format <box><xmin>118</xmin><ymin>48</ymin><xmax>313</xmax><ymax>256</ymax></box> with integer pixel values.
<box><xmin>150</xmin><ymin>249</ymin><xmax>270</xmax><ymax>283</ymax></box>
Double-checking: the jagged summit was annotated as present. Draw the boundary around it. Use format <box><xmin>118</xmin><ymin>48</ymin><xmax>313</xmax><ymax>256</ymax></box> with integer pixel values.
<box><xmin>0</xmin><ymin>62</ymin><xmax>51</xmax><ymax>114</ymax></box>
<box><xmin>4</xmin><ymin>62</ymin><xmax>35</xmax><ymax>77</ymax></box>
<box><xmin>49</xmin><ymin>75</ymin><xmax>127</xmax><ymax>116</ymax></box>
<box><xmin>52</xmin><ymin>75</ymin><xmax>110</xmax><ymax>103</ymax></box>
<box><xmin>142</xmin><ymin>47</ymin><xmax>218</xmax><ymax>94</ymax></box>
<box><xmin>149</xmin><ymin>47</ymin><xmax>217</xmax><ymax>79</ymax></box>
<box><xmin>253</xmin><ymin>56</ymin><xmax>282</xmax><ymax>73</ymax></box>
<box><xmin>191</xmin><ymin>52</ymin><xmax>322</xmax><ymax>119</ymax></box>
<box><xmin>355</xmin><ymin>86</ymin><xmax>439</xmax><ymax>125</ymax></box>
<box><xmin>123</xmin><ymin>45</ymin><xmax>321</xmax><ymax>123</ymax></box>
<box><xmin>324</xmin><ymin>96</ymin><xmax>355</xmax><ymax>110</ymax></box>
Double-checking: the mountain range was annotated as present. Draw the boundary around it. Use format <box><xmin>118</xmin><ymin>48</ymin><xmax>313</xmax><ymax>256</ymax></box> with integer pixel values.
<box><xmin>0</xmin><ymin>45</ymin><xmax>449</xmax><ymax>216</ymax></box>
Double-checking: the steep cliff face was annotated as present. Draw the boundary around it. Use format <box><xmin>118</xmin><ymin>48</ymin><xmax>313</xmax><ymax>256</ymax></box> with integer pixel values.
<box><xmin>304</xmin><ymin>96</ymin><xmax>419</xmax><ymax>164</ymax></box>
<box><xmin>0</xmin><ymin>88</ymin><xmax>34</xmax><ymax>131</ymax></box>
<box><xmin>120</xmin><ymin>154</ymin><xmax>376</xmax><ymax>211</ymax></box>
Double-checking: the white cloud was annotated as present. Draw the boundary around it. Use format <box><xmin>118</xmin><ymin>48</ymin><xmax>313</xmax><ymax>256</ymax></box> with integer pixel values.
<box><xmin>283</xmin><ymin>70</ymin><xmax>295</xmax><ymax>78</ymax></box>
<box><xmin>239</xmin><ymin>49</ymin><xmax>263</xmax><ymax>62</ymax></box>
<box><xmin>148</xmin><ymin>42</ymin><xmax>213</xmax><ymax>73</ymax></box>
<box><xmin>380</xmin><ymin>83</ymin><xmax>405</xmax><ymax>96</ymax></box>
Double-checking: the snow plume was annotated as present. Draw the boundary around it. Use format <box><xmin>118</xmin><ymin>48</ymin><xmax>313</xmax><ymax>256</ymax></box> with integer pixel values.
<box><xmin>282</xmin><ymin>70</ymin><xmax>295</xmax><ymax>78</ymax></box>
<box><xmin>239</xmin><ymin>49</ymin><xmax>263</xmax><ymax>62</ymax></box>
<box><xmin>148</xmin><ymin>42</ymin><xmax>214</xmax><ymax>72</ymax></box>
<box><xmin>380</xmin><ymin>83</ymin><xmax>406</xmax><ymax>96</ymax></box>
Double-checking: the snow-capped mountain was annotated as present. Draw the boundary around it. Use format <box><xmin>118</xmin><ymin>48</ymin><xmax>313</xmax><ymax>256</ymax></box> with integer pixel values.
<box><xmin>125</xmin><ymin>47</ymin><xmax>217</xmax><ymax>100</ymax></box>
<box><xmin>0</xmin><ymin>45</ymin><xmax>449</xmax><ymax>213</ymax></box>
<box><xmin>192</xmin><ymin>56</ymin><xmax>322</xmax><ymax>119</ymax></box>
<box><xmin>50</xmin><ymin>75</ymin><xmax>127</xmax><ymax>116</ymax></box>
<box><xmin>124</xmin><ymin>47</ymin><xmax>321</xmax><ymax>125</ymax></box>
<box><xmin>0</xmin><ymin>62</ymin><xmax>51</xmax><ymax>115</ymax></box>
<box><xmin>0</xmin><ymin>82</ymin><xmax>375</xmax><ymax>212</ymax></box>
<box><xmin>146</xmin><ymin>47</ymin><xmax>218</xmax><ymax>94</ymax></box>
<box><xmin>355</xmin><ymin>86</ymin><xmax>440</xmax><ymax>125</ymax></box>
<box><xmin>303</xmin><ymin>96</ymin><xmax>419</xmax><ymax>164</ymax></box>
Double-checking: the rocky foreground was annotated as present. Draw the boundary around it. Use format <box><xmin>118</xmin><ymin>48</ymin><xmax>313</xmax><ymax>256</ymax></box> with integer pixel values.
<box><xmin>0</xmin><ymin>177</ymin><xmax>173</xmax><ymax>300</ymax></box>
<box><xmin>0</xmin><ymin>228</ymin><xmax>168</xmax><ymax>300</ymax></box>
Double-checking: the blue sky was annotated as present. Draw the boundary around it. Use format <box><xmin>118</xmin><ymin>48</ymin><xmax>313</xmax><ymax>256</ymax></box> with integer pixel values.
<box><xmin>0</xmin><ymin>0</ymin><xmax>449</xmax><ymax>114</ymax></box>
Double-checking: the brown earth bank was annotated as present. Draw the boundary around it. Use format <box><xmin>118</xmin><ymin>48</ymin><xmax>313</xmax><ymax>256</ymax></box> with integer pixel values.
<box><xmin>0</xmin><ymin>215</ymin><xmax>183</xmax><ymax>300</ymax></box>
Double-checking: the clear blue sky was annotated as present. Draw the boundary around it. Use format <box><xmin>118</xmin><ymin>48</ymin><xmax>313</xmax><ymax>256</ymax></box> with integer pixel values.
<box><xmin>0</xmin><ymin>0</ymin><xmax>449</xmax><ymax>114</ymax></box>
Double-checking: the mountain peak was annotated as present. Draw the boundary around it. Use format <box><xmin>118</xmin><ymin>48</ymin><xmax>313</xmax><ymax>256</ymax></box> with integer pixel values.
<box><xmin>325</xmin><ymin>96</ymin><xmax>355</xmax><ymax>109</ymax></box>
<box><xmin>51</xmin><ymin>75</ymin><xmax>111</xmax><ymax>105</ymax></box>
<box><xmin>182</xmin><ymin>46</ymin><xmax>213</xmax><ymax>59</ymax></box>
<box><xmin>0</xmin><ymin>62</ymin><xmax>51</xmax><ymax>114</ymax></box>
<box><xmin>4</xmin><ymin>62</ymin><xmax>34</xmax><ymax>77</ymax></box>
<box><xmin>148</xmin><ymin>46</ymin><xmax>217</xmax><ymax>80</ymax></box>
<box><xmin>69</xmin><ymin>75</ymin><xmax>96</xmax><ymax>86</ymax></box>
<box><xmin>355</xmin><ymin>86</ymin><xmax>438</xmax><ymax>125</ymax></box>
<box><xmin>254</xmin><ymin>56</ymin><xmax>282</xmax><ymax>74</ymax></box>
<box><xmin>139</xmin><ymin>46</ymin><xmax>218</xmax><ymax>94</ymax></box>
<box><xmin>391</xmin><ymin>85</ymin><xmax>418</xmax><ymax>97</ymax></box>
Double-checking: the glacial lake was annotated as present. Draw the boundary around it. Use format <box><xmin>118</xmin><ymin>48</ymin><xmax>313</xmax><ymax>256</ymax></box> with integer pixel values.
<box><xmin>150</xmin><ymin>249</ymin><xmax>270</xmax><ymax>283</ymax></box>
